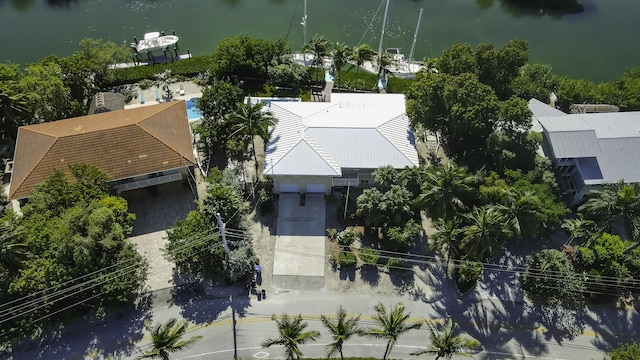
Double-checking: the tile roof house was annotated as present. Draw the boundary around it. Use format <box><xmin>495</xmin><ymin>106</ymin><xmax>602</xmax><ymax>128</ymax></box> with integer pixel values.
<box><xmin>530</xmin><ymin>99</ymin><xmax>640</xmax><ymax>206</ymax></box>
<box><xmin>9</xmin><ymin>101</ymin><xmax>195</xmax><ymax>200</ymax></box>
<box><xmin>264</xmin><ymin>93</ymin><xmax>419</xmax><ymax>194</ymax></box>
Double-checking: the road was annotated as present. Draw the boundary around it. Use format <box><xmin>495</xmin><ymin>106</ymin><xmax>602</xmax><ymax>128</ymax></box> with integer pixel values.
<box><xmin>113</xmin><ymin>290</ymin><xmax>636</xmax><ymax>360</ymax></box>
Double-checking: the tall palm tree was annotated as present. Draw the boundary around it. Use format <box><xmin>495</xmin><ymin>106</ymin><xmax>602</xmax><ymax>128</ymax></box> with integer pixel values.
<box><xmin>561</xmin><ymin>216</ymin><xmax>595</xmax><ymax>245</ymax></box>
<box><xmin>460</xmin><ymin>205</ymin><xmax>512</xmax><ymax>261</ymax></box>
<box><xmin>414</xmin><ymin>163</ymin><xmax>478</xmax><ymax>221</ymax></box>
<box><xmin>262</xmin><ymin>314</ymin><xmax>320</xmax><ymax>360</ymax></box>
<box><xmin>350</xmin><ymin>44</ymin><xmax>376</xmax><ymax>88</ymax></box>
<box><xmin>411</xmin><ymin>319</ymin><xmax>480</xmax><ymax>359</ymax></box>
<box><xmin>0</xmin><ymin>220</ymin><xmax>29</xmax><ymax>272</ymax></box>
<box><xmin>430</xmin><ymin>217</ymin><xmax>464</xmax><ymax>261</ymax></box>
<box><xmin>303</xmin><ymin>35</ymin><xmax>332</xmax><ymax>85</ymax></box>
<box><xmin>137</xmin><ymin>318</ymin><xmax>202</xmax><ymax>360</ymax></box>
<box><xmin>497</xmin><ymin>189</ymin><xmax>541</xmax><ymax>240</ymax></box>
<box><xmin>364</xmin><ymin>302</ymin><xmax>422</xmax><ymax>360</ymax></box>
<box><xmin>228</xmin><ymin>101</ymin><xmax>278</xmax><ymax>181</ymax></box>
<box><xmin>331</xmin><ymin>42</ymin><xmax>352</xmax><ymax>88</ymax></box>
<box><xmin>320</xmin><ymin>306</ymin><xmax>363</xmax><ymax>360</ymax></box>
<box><xmin>578</xmin><ymin>181</ymin><xmax>640</xmax><ymax>240</ymax></box>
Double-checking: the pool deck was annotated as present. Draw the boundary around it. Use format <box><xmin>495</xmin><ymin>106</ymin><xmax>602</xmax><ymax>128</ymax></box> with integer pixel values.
<box><xmin>124</xmin><ymin>80</ymin><xmax>202</xmax><ymax>110</ymax></box>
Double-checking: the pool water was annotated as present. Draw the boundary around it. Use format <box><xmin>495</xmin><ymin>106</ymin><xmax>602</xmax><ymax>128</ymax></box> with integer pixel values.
<box><xmin>185</xmin><ymin>98</ymin><xmax>202</xmax><ymax>120</ymax></box>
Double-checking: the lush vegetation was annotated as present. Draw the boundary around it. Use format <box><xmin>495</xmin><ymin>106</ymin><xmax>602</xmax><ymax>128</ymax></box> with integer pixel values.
<box><xmin>0</xmin><ymin>165</ymin><xmax>147</xmax><ymax>346</ymax></box>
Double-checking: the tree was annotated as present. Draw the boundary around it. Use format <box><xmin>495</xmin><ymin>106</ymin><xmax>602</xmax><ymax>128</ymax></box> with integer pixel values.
<box><xmin>331</xmin><ymin>42</ymin><xmax>353</xmax><ymax>88</ymax></box>
<box><xmin>511</xmin><ymin>63</ymin><xmax>558</xmax><ymax>103</ymax></box>
<box><xmin>414</xmin><ymin>163</ymin><xmax>478</xmax><ymax>221</ymax></box>
<box><xmin>262</xmin><ymin>314</ymin><xmax>320</xmax><ymax>360</ymax></box>
<box><xmin>137</xmin><ymin>318</ymin><xmax>202</xmax><ymax>360</ymax></box>
<box><xmin>601</xmin><ymin>68</ymin><xmax>640</xmax><ymax>111</ymax></box>
<box><xmin>364</xmin><ymin>302</ymin><xmax>422</xmax><ymax>360</ymax></box>
<box><xmin>19</xmin><ymin>60</ymin><xmax>71</xmax><ymax>122</ymax></box>
<box><xmin>561</xmin><ymin>216</ymin><xmax>595</xmax><ymax>245</ymax></box>
<box><xmin>521</xmin><ymin>249</ymin><xmax>585</xmax><ymax>304</ymax></box>
<box><xmin>460</xmin><ymin>205</ymin><xmax>513</xmax><ymax>261</ymax></box>
<box><xmin>411</xmin><ymin>319</ymin><xmax>480</xmax><ymax>359</ymax></box>
<box><xmin>578</xmin><ymin>181</ymin><xmax>640</xmax><ymax>240</ymax></box>
<box><xmin>0</xmin><ymin>90</ymin><xmax>30</xmax><ymax>157</ymax></box>
<box><xmin>430</xmin><ymin>218</ymin><xmax>464</xmax><ymax>260</ymax></box>
<box><xmin>350</xmin><ymin>44</ymin><xmax>376</xmax><ymax>88</ymax></box>
<box><xmin>228</xmin><ymin>101</ymin><xmax>278</xmax><ymax>181</ymax></box>
<box><xmin>320</xmin><ymin>306</ymin><xmax>363</xmax><ymax>360</ymax></box>
<box><xmin>0</xmin><ymin>220</ymin><xmax>29</xmax><ymax>272</ymax></box>
<box><xmin>304</xmin><ymin>35</ymin><xmax>332</xmax><ymax>85</ymax></box>
<box><xmin>608</xmin><ymin>341</ymin><xmax>640</xmax><ymax>360</ymax></box>
<box><xmin>373</xmin><ymin>165</ymin><xmax>400</xmax><ymax>192</ymax></box>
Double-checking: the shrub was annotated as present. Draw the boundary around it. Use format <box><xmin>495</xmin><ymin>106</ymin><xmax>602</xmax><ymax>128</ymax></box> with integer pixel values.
<box><xmin>336</xmin><ymin>251</ymin><xmax>356</xmax><ymax>267</ymax></box>
<box><xmin>336</xmin><ymin>229</ymin><xmax>357</xmax><ymax>247</ymax></box>
<box><xmin>138</xmin><ymin>79</ymin><xmax>154</xmax><ymax>90</ymax></box>
<box><xmin>386</xmin><ymin>257</ymin><xmax>403</xmax><ymax>270</ymax></box>
<box><xmin>386</xmin><ymin>219</ymin><xmax>422</xmax><ymax>251</ymax></box>
<box><xmin>358</xmin><ymin>247</ymin><xmax>380</xmax><ymax>265</ymax></box>
<box><xmin>326</xmin><ymin>228</ymin><xmax>338</xmax><ymax>240</ymax></box>
<box><xmin>257</xmin><ymin>188</ymin><xmax>273</xmax><ymax>214</ymax></box>
<box><xmin>455</xmin><ymin>261</ymin><xmax>483</xmax><ymax>293</ymax></box>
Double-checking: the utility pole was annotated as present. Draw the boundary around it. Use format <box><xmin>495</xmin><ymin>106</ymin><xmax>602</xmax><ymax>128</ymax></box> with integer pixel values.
<box><xmin>215</xmin><ymin>212</ymin><xmax>237</xmax><ymax>360</ymax></box>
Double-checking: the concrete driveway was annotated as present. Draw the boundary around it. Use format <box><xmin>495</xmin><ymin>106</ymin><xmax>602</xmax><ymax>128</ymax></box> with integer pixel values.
<box><xmin>272</xmin><ymin>193</ymin><xmax>326</xmax><ymax>290</ymax></box>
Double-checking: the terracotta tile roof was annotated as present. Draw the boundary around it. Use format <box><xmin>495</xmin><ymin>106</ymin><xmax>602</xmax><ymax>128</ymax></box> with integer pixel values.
<box><xmin>9</xmin><ymin>101</ymin><xmax>195</xmax><ymax>199</ymax></box>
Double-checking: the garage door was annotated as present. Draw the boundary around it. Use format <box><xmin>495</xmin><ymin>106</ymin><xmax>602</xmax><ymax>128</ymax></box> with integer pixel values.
<box><xmin>280</xmin><ymin>183</ymin><xmax>300</xmax><ymax>193</ymax></box>
<box><xmin>306</xmin><ymin>184</ymin><xmax>326</xmax><ymax>193</ymax></box>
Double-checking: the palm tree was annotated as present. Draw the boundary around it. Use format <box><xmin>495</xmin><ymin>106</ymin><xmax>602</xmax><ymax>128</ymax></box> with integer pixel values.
<box><xmin>414</xmin><ymin>163</ymin><xmax>478</xmax><ymax>221</ymax></box>
<box><xmin>331</xmin><ymin>42</ymin><xmax>352</xmax><ymax>88</ymax></box>
<box><xmin>228</xmin><ymin>101</ymin><xmax>278</xmax><ymax>182</ymax></box>
<box><xmin>497</xmin><ymin>189</ymin><xmax>541</xmax><ymax>240</ymax></box>
<box><xmin>411</xmin><ymin>319</ymin><xmax>480</xmax><ymax>359</ymax></box>
<box><xmin>460</xmin><ymin>205</ymin><xmax>512</xmax><ymax>261</ymax></box>
<box><xmin>320</xmin><ymin>306</ymin><xmax>363</xmax><ymax>360</ymax></box>
<box><xmin>578</xmin><ymin>181</ymin><xmax>640</xmax><ymax>240</ymax></box>
<box><xmin>561</xmin><ymin>216</ymin><xmax>595</xmax><ymax>245</ymax></box>
<box><xmin>430</xmin><ymin>217</ymin><xmax>464</xmax><ymax>261</ymax></box>
<box><xmin>137</xmin><ymin>318</ymin><xmax>202</xmax><ymax>360</ymax></box>
<box><xmin>303</xmin><ymin>35</ymin><xmax>332</xmax><ymax>85</ymax></box>
<box><xmin>350</xmin><ymin>44</ymin><xmax>376</xmax><ymax>88</ymax></box>
<box><xmin>262</xmin><ymin>314</ymin><xmax>320</xmax><ymax>360</ymax></box>
<box><xmin>0</xmin><ymin>220</ymin><xmax>29</xmax><ymax>272</ymax></box>
<box><xmin>364</xmin><ymin>302</ymin><xmax>422</xmax><ymax>360</ymax></box>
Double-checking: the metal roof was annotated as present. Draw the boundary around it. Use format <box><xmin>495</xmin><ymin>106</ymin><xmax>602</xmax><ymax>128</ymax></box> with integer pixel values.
<box><xmin>264</xmin><ymin>94</ymin><xmax>419</xmax><ymax>175</ymax></box>
<box><xmin>537</xmin><ymin>111</ymin><xmax>640</xmax><ymax>184</ymax></box>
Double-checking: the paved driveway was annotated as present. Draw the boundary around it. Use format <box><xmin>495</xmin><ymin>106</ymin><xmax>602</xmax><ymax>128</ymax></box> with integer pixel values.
<box><xmin>272</xmin><ymin>193</ymin><xmax>326</xmax><ymax>290</ymax></box>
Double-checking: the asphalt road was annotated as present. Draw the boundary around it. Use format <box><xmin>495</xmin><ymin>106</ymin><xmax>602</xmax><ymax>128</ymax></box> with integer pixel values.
<box><xmin>110</xmin><ymin>291</ymin><xmax>633</xmax><ymax>360</ymax></box>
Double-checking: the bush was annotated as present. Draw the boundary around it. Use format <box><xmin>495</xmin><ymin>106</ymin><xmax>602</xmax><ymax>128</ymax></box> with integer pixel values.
<box><xmin>386</xmin><ymin>219</ymin><xmax>422</xmax><ymax>251</ymax></box>
<box><xmin>257</xmin><ymin>188</ymin><xmax>273</xmax><ymax>214</ymax></box>
<box><xmin>138</xmin><ymin>79</ymin><xmax>154</xmax><ymax>90</ymax></box>
<box><xmin>326</xmin><ymin>228</ymin><xmax>338</xmax><ymax>240</ymax></box>
<box><xmin>108</xmin><ymin>55</ymin><xmax>213</xmax><ymax>86</ymax></box>
<box><xmin>386</xmin><ymin>257</ymin><xmax>403</xmax><ymax>270</ymax></box>
<box><xmin>336</xmin><ymin>229</ymin><xmax>357</xmax><ymax>247</ymax></box>
<box><xmin>358</xmin><ymin>247</ymin><xmax>380</xmax><ymax>265</ymax></box>
<box><xmin>455</xmin><ymin>261</ymin><xmax>483</xmax><ymax>293</ymax></box>
<box><xmin>335</xmin><ymin>251</ymin><xmax>356</xmax><ymax>267</ymax></box>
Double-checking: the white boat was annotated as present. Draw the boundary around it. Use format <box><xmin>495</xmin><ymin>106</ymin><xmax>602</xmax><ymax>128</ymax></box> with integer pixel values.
<box><xmin>133</xmin><ymin>32</ymin><xmax>179</xmax><ymax>53</ymax></box>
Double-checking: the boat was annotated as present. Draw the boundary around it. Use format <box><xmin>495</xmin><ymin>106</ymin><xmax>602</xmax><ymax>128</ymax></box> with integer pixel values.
<box><xmin>132</xmin><ymin>32</ymin><xmax>179</xmax><ymax>54</ymax></box>
<box><xmin>377</xmin><ymin>4</ymin><xmax>425</xmax><ymax>82</ymax></box>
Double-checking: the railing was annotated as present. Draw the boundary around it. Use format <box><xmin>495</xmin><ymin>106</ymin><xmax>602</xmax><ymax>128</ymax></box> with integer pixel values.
<box><xmin>332</xmin><ymin>178</ymin><xmax>359</xmax><ymax>187</ymax></box>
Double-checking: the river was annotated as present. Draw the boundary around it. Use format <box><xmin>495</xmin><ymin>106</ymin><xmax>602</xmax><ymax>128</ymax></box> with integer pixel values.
<box><xmin>0</xmin><ymin>0</ymin><xmax>637</xmax><ymax>82</ymax></box>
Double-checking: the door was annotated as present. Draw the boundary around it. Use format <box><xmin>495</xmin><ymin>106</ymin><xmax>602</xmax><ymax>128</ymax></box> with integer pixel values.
<box><xmin>306</xmin><ymin>183</ymin><xmax>326</xmax><ymax>193</ymax></box>
<box><xmin>279</xmin><ymin>183</ymin><xmax>300</xmax><ymax>193</ymax></box>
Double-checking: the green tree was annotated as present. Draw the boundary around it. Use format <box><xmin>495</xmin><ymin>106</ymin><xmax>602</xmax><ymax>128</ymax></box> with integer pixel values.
<box><xmin>608</xmin><ymin>341</ymin><xmax>640</xmax><ymax>360</ymax></box>
<box><xmin>511</xmin><ymin>63</ymin><xmax>558</xmax><ymax>103</ymax></box>
<box><xmin>460</xmin><ymin>205</ymin><xmax>513</xmax><ymax>261</ymax></box>
<box><xmin>554</xmin><ymin>76</ymin><xmax>600</xmax><ymax>113</ymax></box>
<box><xmin>202</xmin><ymin>182</ymin><xmax>247</xmax><ymax>229</ymax></box>
<box><xmin>212</xmin><ymin>36</ymin><xmax>289</xmax><ymax>81</ymax></box>
<box><xmin>414</xmin><ymin>163</ymin><xmax>478</xmax><ymax>221</ymax></box>
<box><xmin>196</xmin><ymin>80</ymin><xmax>244</xmax><ymax>167</ymax></box>
<box><xmin>373</xmin><ymin>165</ymin><xmax>400</xmax><ymax>192</ymax></box>
<box><xmin>601</xmin><ymin>68</ymin><xmax>640</xmax><ymax>111</ymax></box>
<box><xmin>575</xmin><ymin>233</ymin><xmax>636</xmax><ymax>294</ymax></box>
<box><xmin>331</xmin><ymin>42</ymin><xmax>353</xmax><ymax>88</ymax></box>
<box><xmin>262</xmin><ymin>314</ymin><xmax>320</xmax><ymax>360</ymax></box>
<box><xmin>19</xmin><ymin>60</ymin><xmax>71</xmax><ymax>122</ymax></box>
<box><xmin>356</xmin><ymin>188</ymin><xmax>385</xmax><ymax>228</ymax></box>
<box><xmin>411</xmin><ymin>319</ymin><xmax>480</xmax><ymax>359</ymax></box>
<box><xmin>228</xmin><ymin>101</ymin><xmax>278</xmax><ymax>180</ymax></box>
<box><xmin>578</xmin><ymin>181</ymin><xmax>640</xmax><ymax>240</ymax></box>
<box><xmin>304</xmin><ymin>35</ymin><xmax>332</xmax><ymax>85</ymax></box>
<box><xmin>430</xmin><ymin>217</ymin><xmax>464</xmax><ymax>261</ymax></box>
<box><xmin>521</xmin><ymin>249</ymin><xmax>585</xmax><ymax>304</ymax></box>
<box><xmin>364</xmin><ymin>302</ymin><xmax>422</xmax><ymax>360</ymax></box>
<box><xmin>0</xmin><ymin>90</ymin><xmax>30</xmax><ymax>157</ymax></box>
<box><xmin>561</xmin><ymin>216</ymin><xmax>595</xmax><ymax>244</ymax></box>
<box><xmin>350</xmin><ymin>44</ymin><xmax>376</xmax><ymax>88</ymax></box>
<box><xmin>137</xmin><ymin>318</ymin><xmax>202</xmax><ymax>360</ymax></box>
<box><xmin>320</xmin><ymin>306</ymin><xmax>363</xmax><ymax>360</ymax></box>
<box><xmin>0</xmin><ymin>220</ymin><xmax>29</xmax><ymax>272</ymax></box>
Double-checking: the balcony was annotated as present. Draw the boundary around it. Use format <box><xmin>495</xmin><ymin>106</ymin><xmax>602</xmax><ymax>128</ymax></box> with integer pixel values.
<box><xmin>332</xmin><ymin>177</ymin><xmax>359</xmax><ymax>187</ymax></box>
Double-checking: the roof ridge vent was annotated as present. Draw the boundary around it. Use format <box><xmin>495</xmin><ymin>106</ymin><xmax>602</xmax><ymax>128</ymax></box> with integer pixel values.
<box><xmin>96</xmin><ymin>92</ymin><xmax>105</xmax><ymax>108</ymax></box>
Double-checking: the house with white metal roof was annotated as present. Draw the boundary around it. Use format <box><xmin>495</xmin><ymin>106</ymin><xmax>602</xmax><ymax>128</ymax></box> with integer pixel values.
<box><xmin>530</xmin><ymin>99</ymin><xmax>640</xmax><ymax>205</ymax></box>
<box><xmin>264</xmin><ymin>93</ymin><xmax>419</xmax><ymax>194</ymax></box>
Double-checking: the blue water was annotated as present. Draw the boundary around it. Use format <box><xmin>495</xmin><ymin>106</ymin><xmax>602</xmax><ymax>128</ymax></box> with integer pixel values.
<box><xmin>185</xmin><ymin>98</ymin><xmax>202</xmax><ymax>120</ymax></box>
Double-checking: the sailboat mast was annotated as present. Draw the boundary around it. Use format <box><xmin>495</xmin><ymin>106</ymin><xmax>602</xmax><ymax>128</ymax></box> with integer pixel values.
<box><xmin>408</xmin><ymin>8</ymin><xmax>424</xmax><ymax>63</ymax></box>
<box><xmin>377</xmin><ymin>0</ymin><xmax>390</xmax><ymax>60</ymax></box>
<box><xmin>303</xmin><ymin>0</ymin><xmax>308</xmax><ymax>45</ymax></box>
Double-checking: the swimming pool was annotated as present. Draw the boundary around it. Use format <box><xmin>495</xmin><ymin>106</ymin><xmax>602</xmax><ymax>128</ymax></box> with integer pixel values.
<box><xmin>185</xmin><ymin>98</ymin><xmax>202</xmax><ymax>121</ymax></box>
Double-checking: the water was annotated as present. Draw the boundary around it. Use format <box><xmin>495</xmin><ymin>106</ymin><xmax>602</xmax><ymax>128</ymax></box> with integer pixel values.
<box><xmin>185</xmin><ymin>97</ymin><xmax>202</xmax><ymax>121</ymax></box>
<box><xmin>0</xmin><ymin>0</ymin><xmax>637</xmax><ymax>82</ymax></box>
